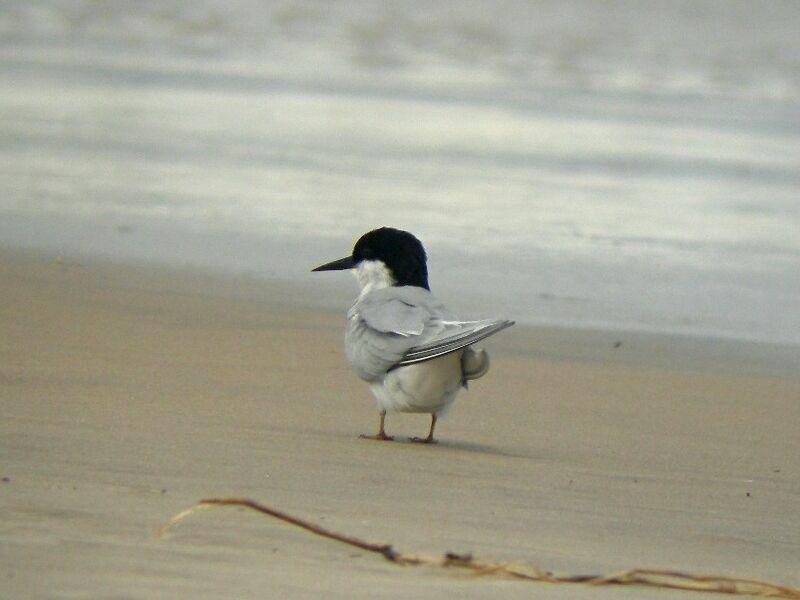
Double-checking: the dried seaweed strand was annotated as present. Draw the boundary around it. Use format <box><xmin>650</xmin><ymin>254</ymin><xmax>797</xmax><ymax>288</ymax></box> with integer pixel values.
<box><xmin>158</xmin><ymin>498</ymin><xmax>800</xmax><ymax>599</ymax></box>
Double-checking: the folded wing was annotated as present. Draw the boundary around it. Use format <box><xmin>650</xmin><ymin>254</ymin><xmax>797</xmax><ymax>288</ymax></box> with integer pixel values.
<box><xmin>398</xmin><ymin>319</ymin><xmax>514</xmax><ymax>365</ymax></box>
<box><xmin>348</xmin><ymin>287</ymin><xmax>514</xmax><ymax>379</ymax></box>
<box><xmin>346</xmin><ymin>287</ymin><xmax>441</xmax><ymax>380</ymax></box>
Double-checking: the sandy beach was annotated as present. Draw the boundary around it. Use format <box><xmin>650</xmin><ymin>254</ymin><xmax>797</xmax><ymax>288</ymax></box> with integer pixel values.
<box><xmin>1</xmin><ymin>250</ymin><xmax>798</xmax><ymax>599</ymax></box>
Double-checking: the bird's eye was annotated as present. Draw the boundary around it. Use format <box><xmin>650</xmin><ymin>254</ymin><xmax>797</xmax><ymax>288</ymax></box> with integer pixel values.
<box><xmin>361</xmin><ymin>247</ymin><xmax>374</xmax><ymax>259</ymax></box>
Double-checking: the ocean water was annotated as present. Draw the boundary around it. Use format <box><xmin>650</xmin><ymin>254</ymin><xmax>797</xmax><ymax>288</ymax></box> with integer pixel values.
<box><xmin>1</xmin><ymin>1</ymin><xmax>799</xmax><ymax>345</ymax></box>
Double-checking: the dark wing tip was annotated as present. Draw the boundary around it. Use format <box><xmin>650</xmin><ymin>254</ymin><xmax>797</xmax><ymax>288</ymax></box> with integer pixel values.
<box><xmin>398</xmin><ymin>318</ymin><xmax>515</xmax><ymax>366</ymax></box>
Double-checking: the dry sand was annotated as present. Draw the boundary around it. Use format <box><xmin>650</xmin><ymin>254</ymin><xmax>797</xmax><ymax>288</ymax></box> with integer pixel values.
<box><xmin>1</xmin><ymin>250</ymin><xmax>798</xmax><ymax>599</ymax></box>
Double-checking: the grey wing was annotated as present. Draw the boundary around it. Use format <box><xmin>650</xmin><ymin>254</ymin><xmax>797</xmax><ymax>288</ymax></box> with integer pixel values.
<box><xmin>398</xmin><ymin>319</ymin><xmax>515</xmax><ymax>366</ymax></box>
<box><xmin>356</xmin><ymin>296</ymin><xmax>429</xmax><ymax>336</ymax></box>
<box><xmin>345</xmin><ymin>318</ymin><xmax>417</xmax><ymax>381</ymax></box>
<box><xmin>345</xmin><ymin>287</ymin><xmax>444</xmax><ymax>380</ymax></box>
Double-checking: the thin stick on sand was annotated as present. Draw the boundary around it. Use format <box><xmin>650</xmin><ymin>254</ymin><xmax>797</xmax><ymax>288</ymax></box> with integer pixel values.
<box><xmin>158</xmin><ymin>498</ymin><xmax>800</xmax><ymax>599</ymax></box>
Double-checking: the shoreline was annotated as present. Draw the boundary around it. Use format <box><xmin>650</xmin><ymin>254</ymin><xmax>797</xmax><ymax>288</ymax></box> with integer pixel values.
<box><xmin>2</xmin><ymin>202</ymin><xmax>799</xmax><ymax>348</ymax></box>
<box><xmin>4</xmin><ymin>245</ymin><xmax>798</xmax><ymax>378</ymax></box>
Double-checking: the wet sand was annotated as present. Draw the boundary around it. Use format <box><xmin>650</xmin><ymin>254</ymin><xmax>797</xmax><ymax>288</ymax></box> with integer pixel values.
<box><xmin>1</xmin><ymin>250</ymin><xmax>798</xmax><ymax>598</ymax></box>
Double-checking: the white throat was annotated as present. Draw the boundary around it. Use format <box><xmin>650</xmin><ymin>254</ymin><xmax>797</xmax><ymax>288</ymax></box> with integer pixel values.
<box><xmin>353</xmin><ymin>260</ymin><xmax>395</xmax><ymax>296</ymax></box>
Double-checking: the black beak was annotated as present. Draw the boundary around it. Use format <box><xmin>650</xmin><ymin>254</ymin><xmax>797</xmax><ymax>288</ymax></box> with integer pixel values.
<box><xmin>312</xmin><ymin>256</ymin><xmax>355</xmax><ymax>272</ymax></box>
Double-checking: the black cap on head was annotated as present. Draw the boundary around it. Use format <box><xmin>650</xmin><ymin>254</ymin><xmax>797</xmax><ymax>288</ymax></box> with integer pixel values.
<box><xmin>312</xmin><ymin>227</ymin><xmax>429</xmax><ymax>290</ymax></box>
<box><xmin>353</xmin><ymin>227</ymin><xmax>429</xmax><ymax>290</ymax></box>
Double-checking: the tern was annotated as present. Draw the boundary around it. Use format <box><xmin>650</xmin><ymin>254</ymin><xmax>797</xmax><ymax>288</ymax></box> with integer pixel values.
<box><xmin>313</xmin><ymin>227</ymin><xmax>514</xmax><ymax>443</ymax></box>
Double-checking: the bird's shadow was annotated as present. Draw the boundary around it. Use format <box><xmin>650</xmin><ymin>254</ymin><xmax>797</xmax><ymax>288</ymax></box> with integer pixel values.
<box><xmin>410</xmin><ymin>438</ymin><xmax>537</xmax><ymax>460</ymax></box>
<box><xmin>323</xmin><ymin>429</ymin><xmax>542</xmax><ymax>461</ymax></box>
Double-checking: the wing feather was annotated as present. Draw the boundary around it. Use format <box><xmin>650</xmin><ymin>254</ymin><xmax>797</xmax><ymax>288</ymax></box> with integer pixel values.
<box><xmin>358</xmin><ymin>297</ymin><xmax>428</xmax><ymax>336</ymax></box>
<box><xmin>398</xmin><ymin>319</ymin><xmax>514</xmax><ymax>365</ymax></box>
<box><xmin>346</xmin><ymin>286</ymin><xmax>513</xmax><ymax>380</ymax></box>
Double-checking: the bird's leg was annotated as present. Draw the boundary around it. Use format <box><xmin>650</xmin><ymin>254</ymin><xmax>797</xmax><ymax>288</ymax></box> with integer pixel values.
<box><xmin>410</xmin><ymin>414</ymin><xmax>438</xmax><ymax>444</ymax></box>
<box><xmin>359</xmin><ymin>411</ymin><xmax>394</xmax><ymax>441</ymax></box>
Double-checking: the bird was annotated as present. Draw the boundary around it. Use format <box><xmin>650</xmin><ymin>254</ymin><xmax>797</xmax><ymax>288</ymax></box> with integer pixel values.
<box><xmin>312</xmin><ymin>227</ymin><xmax>514</xmax><ymax>443</ymax></box>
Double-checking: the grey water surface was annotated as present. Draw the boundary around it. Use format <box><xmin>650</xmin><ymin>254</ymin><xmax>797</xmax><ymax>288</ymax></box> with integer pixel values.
<box><xmin>1</xmin><ymin>1</ymin><xmax>799</xmax><ymax>344</ymax></box>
